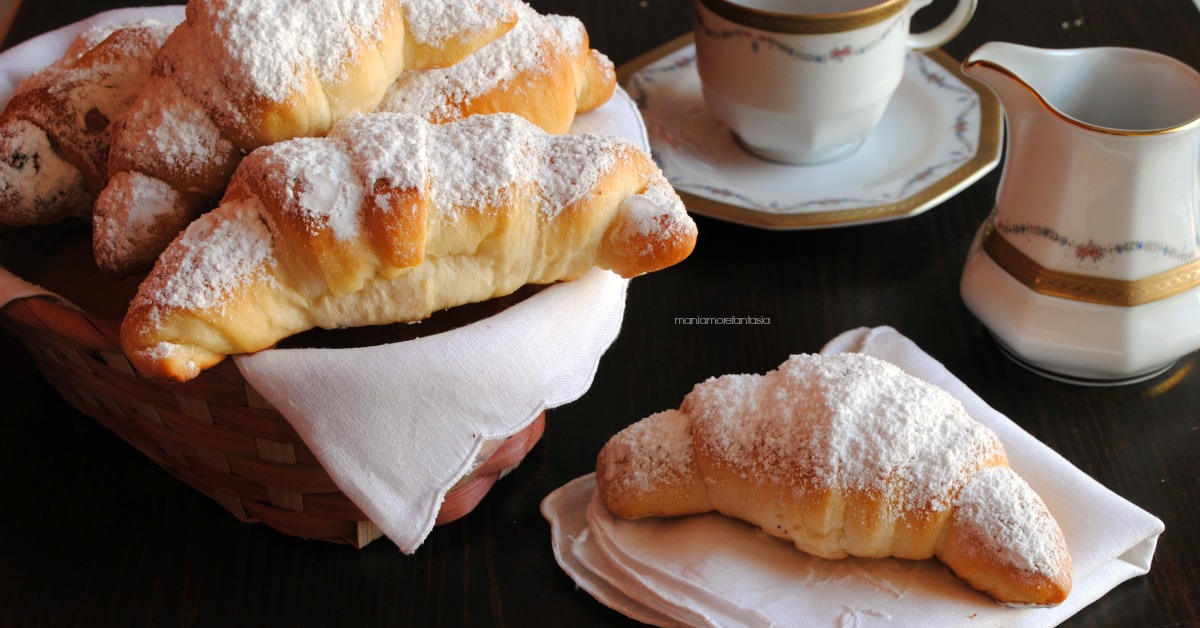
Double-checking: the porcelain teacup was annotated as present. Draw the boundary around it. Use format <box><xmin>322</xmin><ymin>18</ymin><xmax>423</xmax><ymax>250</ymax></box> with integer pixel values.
<box><xmin>694</xmin><ymin>0</ymin><xmax>976</xmax><ymax>165</ymax></box>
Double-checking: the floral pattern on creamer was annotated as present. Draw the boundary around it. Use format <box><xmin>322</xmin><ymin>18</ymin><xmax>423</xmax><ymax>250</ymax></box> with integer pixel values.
<box><xmin>994</xmin><ymin>220</ymin><xmax>1200</xmax><ymax>265</ymax></box>
<box><xmin>627</xmin><ymin>51</ymin><xmax>982</xmax><ymax>214</ymax></box>
<box><xmin>695</xmin><ymin>10</ymin><xmax>907</xmax><ymax>62</ymax></box>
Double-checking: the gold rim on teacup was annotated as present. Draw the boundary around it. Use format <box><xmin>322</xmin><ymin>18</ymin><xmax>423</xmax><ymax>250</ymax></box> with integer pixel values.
<box><xmin>695</xmin><ymin>0</ymin><xmax>910</xmax><ymax>34</ymax></box>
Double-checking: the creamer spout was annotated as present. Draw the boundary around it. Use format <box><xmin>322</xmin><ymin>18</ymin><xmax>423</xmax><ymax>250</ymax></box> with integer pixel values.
<box><xmin>960</xmin><ymin>42</ymin><xmax>1055</xmax><ymax>123</ymax></box>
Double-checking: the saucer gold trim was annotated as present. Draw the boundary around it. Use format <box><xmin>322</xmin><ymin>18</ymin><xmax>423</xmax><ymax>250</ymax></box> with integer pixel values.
<box><xmin>695</xmin><ymin>0</ymin><xmax>908</xmax><ymax>34</ymax></box>
<box><xmin>981</xmin><ymin>218</ymin><xmax>1200</xmax><ymax>307</ymax></box>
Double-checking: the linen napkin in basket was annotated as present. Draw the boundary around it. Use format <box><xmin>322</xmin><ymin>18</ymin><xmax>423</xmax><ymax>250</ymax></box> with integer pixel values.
<box><xmin>0</xmin><ymin>7</ymin><xmax>185</xmax><ymax>95</ymax></box>
<box><xmin>234</xmin><ymin>89</ymin><xmax>648</xmax><ymax>553</ymax></box>
<box><xmin>542</xmin><ymin>326</ymin><xmax>1166</xmax><ymax>627</ymax></box>
<box><xmin>0</xmin><ymin>7</ymin><xmax>652</xmax><ymax>554</ymax></box>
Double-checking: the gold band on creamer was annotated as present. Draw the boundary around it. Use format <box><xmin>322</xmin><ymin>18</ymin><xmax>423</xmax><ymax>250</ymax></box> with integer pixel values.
<box><xmin>981</xmin><ymin>219</ymin><xmax>1200</xmax><ymax>307</ymax></box>
<box><xmin>695</xmin><ymin>0</ymin><xmax>908</xmax><ymax>34</ymax></box>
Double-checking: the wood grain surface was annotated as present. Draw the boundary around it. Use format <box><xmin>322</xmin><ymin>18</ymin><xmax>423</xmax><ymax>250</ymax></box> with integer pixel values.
<box><xmin>2</xmin><ymin>0</ymin><xmax>1198</xmax><ymax>626</ymax></box>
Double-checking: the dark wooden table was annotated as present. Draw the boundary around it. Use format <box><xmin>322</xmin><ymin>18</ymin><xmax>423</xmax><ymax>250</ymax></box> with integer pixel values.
<box><xmin>3</xmin><ymin>0</ymin><xmax>1198</xmax><ymax>626</ymax></box>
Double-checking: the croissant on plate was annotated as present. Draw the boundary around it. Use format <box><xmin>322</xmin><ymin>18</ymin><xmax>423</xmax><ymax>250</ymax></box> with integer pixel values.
<box><xmin>595</xmin><ymin>352</ymin><xmax>1073</xmax><ymax>607</ymax></box>
<box><xmin>121</xmin><ymin>112</ymin><xmax>698</xmax><ymax>382</ymax></box>
<box><xmin>93</xmin><ymin>0</ymin><xmax>520</xmax><ymax>277</ymax></box>
<box><xmin>377</xmin><ymin>1</ymin><xmax>616</xmax><ymax>134</ymax></box>
<box><xmin>0</xmin><ymin>20</ymin><xmax>172</xmax><ymax>228</ymax></box>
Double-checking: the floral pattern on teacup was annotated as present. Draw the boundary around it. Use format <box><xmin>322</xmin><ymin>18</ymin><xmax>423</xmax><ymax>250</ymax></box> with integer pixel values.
<box><xmin>695</xmin><ymin>10</ymin><xmax>907</xmax><ymax>63</ymax></box>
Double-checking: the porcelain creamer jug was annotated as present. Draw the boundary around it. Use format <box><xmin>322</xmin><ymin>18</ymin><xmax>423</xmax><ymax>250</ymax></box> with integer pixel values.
<box><xmin>960</xmin><ymin>42</ymin><xmax>1200</xmax><ymax>384</ymax></box>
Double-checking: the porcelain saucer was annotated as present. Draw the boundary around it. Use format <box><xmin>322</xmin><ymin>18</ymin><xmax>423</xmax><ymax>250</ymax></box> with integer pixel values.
<box><xmin>619</xmin><ymin>35</ymin><xmax>1002</xmax><ymax>230</ymax></box>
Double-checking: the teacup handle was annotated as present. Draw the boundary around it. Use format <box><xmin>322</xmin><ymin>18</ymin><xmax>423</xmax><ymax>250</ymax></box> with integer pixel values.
<box><xmin>907</xmin><ymin>0</ymin><xmax>977</xmax><ymax>52</ymax></box>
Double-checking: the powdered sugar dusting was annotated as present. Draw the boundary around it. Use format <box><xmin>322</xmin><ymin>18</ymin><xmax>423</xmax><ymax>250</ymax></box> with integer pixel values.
<box><xmin>684</xmin><ymin>353</ymin><xmax>1002</xmax><ymax>513</ymax></box>
<box><xmin>334</xmin><ymin>113</ymin><xmax>428</xmax><ymax>191</ymax></box>
<box><xmin>116</xmin><ymin>77</ymin><xmax>234</xmax><ymax>176</ymax></box>
<box><xmin>612</xmin><ymin>175</ymin><xmax>692</xmax><ymax>253</ymax></box>
<box><xmin>255</xmin><ymin>137</ymin><xmax>366</xmax><ymax>240</ymax></box>
<box><xmin>280</xmin><ymin>112</ymin><xmax>629</xmax><ymax>228</ymax></box>
<box><xmin>17</xmin><ymin>20</ymin><xmax>172</xmax><ymax>123</ymax></box>
<box><xmin>402</xmin><ymin>0</ymin><xmax>517</xmax><ymax>48</ymax></box>
<box><xmin>59</xmin><ymin>23</ymin><xmax>125</xmax><ymax>65</ymax></box>
<box><xmin>955</xmin><ymin>466</ymin><xmax>1070</xmax><ymax>578</ymax></box>
<box><xmin>615</xmin><ymin>195</ymin><xmax>667</xmax><ymax>239</ymax></box>
<box><xmin>140</xmin><ymin>198</ymin><xmax>275</xmax><ymax>318</ymax></box>
<box><xmin>0</xmin><ymin>121</ymin><xmax>89</xmax><ymax>225</ymax></box>
<box><xmin>378</xmin><ymin>3</ymin><xmax>586</xmax><ymax>121</ymax></box>
<box><xmin>180</xmin><ymin>0</ymin><xmax>394</xmax><ymax>104</ymax></box>
<box><xmin>138</xmin><ymin>110</ymin><xmax>648</xmax><ymax>319</ymax></box>
<box><xmin>604</xmin><ymin>410</ymin><xmax>695</xmax><ymax>495</ymax></box>
<box><xmin>535</xmin><ymin>130</ymin><xmax>624</xmax><ymax>214</ymax></box>
<box><xmin>93</xmin><ymin>171</ymin><xmax>181</xmax><ymax>263</ymax></box>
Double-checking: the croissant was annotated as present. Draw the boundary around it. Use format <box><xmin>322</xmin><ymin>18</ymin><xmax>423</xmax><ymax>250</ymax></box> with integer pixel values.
<box><xmin>93</xmin><ymin>0</ymin><xmax>520</xmax><ymax>277</ymax></box>
<box><xmin>0</xmin><ymin>20</ymin><xmax>172</xmax><ymax>228</ymax></box>
<box><xmin>377</xmin><ymin>2</ymin><xmax>616</xmax><ymax>134</ymax></box>
<box><xmin>595</xmin><ymin>353</ymin><xmax>1073</xmax><ymax>607</ymax></box>
<box><xmin>121</xmin><ymin>112</ymin><xmax>697</xmax><ymax>382</ymax></box>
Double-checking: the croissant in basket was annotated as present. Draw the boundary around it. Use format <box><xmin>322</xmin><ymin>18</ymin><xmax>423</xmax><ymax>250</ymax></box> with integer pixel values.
<box><xmin>93</xmin><ymin>0</ymin><xmax>521</xmax><ymax>277</ymax></box>
<box><xmin>378</xmin><ymin>1</ymin><xmax>616</xmax><ymax>134</ymax></box>
<box><xmin>0</xmin><ymin>20</ymin><xmax>172</xmax><ymax>228</ymax></box>
<box><xmin>121</xmin><ymin>112</ymin><xmax>697</xmax><ymax>382</ymax></box>
<box><xmin>595</xmin><ymin>352</ymin><xmax>1073</xmax><ymax>607</ymax></box>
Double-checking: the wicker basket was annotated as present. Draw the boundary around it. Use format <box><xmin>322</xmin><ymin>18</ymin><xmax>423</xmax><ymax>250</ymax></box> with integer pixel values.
<box><xmin>0</xmin><ymin>256</ymin><xmax>546</xmax><ymax>548</ymax></box>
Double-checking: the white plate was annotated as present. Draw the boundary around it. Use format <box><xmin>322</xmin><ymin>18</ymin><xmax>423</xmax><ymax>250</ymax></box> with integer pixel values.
<box><xmin>620</xmin><ymin>36</ymin><xmax>1002</xmax><ymax>230</ymax></box>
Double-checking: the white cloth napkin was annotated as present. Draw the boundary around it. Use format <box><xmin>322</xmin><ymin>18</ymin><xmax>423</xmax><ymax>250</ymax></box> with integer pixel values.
<box><xmin>235</xmin><ymin>90</ymin><xmax>647</xmax><ymax>552</ymax></box>
<box><xmin>0</xmin><ymin>7</ymin><xmax>651</xmax><ymax>553</ymax></box>
<box><xmin>542</xmin><ymin>326</ymin><xmax>1166</xmax><ymax>627</ymax></box>
<box><xmin>237</xmin><ymin>267</ymin><xmax>629</xmax><ymax>553</ymax></box>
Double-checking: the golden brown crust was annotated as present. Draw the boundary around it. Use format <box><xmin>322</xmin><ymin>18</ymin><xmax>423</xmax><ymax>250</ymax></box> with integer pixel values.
<box><xmin>596</xmin><ymin>410</ymin><xmax>712</xmax><ymax>519</ymax></box>
<box><xmin>366</xmin><ymin>180</ymin><xmax>427</xmax><ymax>272</ymax></box>
<box><xmin>938</xmin><ymin>466</ymin><xmax>1074</xmax><ymax>606</ymax></box>
<box><xmin>120</xmin><ymin>113</ymin><xmax>696</xmax><ymax>382</ymax></box>
<box><xmin>578</xmin><ymin>49</ymin><xmax>618</xmax><ymax>113</ymax></box>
